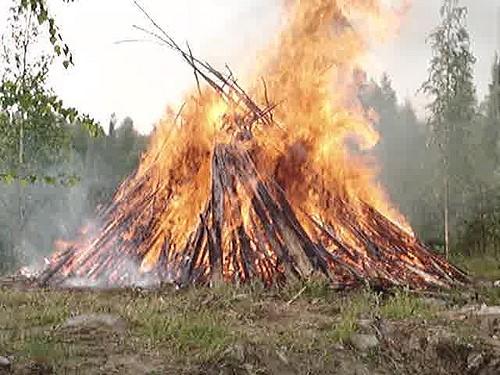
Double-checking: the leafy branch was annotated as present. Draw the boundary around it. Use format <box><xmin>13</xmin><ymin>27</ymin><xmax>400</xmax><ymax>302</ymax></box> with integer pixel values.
<box><xmin>17</xmin><ymin>0</ymin><xmax>76</xmax><ymax>69</ymax></box>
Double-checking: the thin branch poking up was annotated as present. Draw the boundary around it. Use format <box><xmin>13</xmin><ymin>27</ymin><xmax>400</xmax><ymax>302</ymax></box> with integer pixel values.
<box><xmin>186</xmin><ymin>42</ymin><xmax>202</xmax><ymax>98</ymax></box>
<box><xmin>132</xmin><ymin>0</ymin><xmax>278</xmax><ymax>132</ymax></box>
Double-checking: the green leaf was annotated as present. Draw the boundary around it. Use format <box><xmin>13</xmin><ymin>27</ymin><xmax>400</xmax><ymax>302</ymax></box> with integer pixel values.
<box><xmin>37</xmin><ymin>7</ymin><xmax>48</xmax><ymax>24</ymax></box>
<box><xmin>1</xmin><ymin>0</ymin><xmax>100</xmax><ymax>182</ymax></box>
<box><xmin>43</xmin><ymin>176</ymin><xmax>56</xmax><ymax>185</ymax></box>
<box><xmin>19</xmin><ymin>178</ymin><xmax>29</xmax><ymax>187</ymax></box>
<box><xmin>63</xmin><ymin>175</ymin><xmax>80</xmax><ymax>187</ymax></box>
<box><xmin>1</xmin><ymin>173</ymin><xmax>15</xmax><ymax>185</ymax></box>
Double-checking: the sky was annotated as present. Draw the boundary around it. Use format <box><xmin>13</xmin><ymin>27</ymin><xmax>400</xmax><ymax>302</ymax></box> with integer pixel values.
<box><xmin>0</xmin><ymin>0</ymin><xmax>499</xmax><ymax>134</ymax></box>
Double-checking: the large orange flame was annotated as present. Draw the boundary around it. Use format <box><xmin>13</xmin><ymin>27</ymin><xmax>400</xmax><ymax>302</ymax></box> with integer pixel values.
<box><xmin>249</xmin><ymin>0</ymin><xmax>412</xmax><ymax>236</ymax></box>
<box><xmin>129</xmin><ymin>0</ymin><xmax>411</xmax><ymax>271</ymax></box>
<box><xmin>41</xmin><ymin>0</ymin><xmax>469</xmax><ymax>289</ymax></box>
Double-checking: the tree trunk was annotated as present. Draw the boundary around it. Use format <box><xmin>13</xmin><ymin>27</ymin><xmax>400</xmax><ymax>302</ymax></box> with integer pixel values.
<box><xmin>444</xmin><ymin>173</ymin><xmax>450</xmax><ymax>259</ymax></box>
<box><xmin>15</xmin><ymin>114</ymin><xmax>25</xmax><ymax>265</ymax></box>
<box><xmin>479</xmin><ymin>184</ymin><xmax>486</xmax><ymax>254</ymax></box>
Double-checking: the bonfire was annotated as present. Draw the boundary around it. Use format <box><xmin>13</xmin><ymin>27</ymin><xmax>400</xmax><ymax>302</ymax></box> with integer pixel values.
<box><xmin>38</xmin><ymin>0</ymin><xmax>468</xmax><ymax>289</ymax></box>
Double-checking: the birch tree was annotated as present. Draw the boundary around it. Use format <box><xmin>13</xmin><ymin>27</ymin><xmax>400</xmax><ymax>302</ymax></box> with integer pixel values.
<box><xmin>420</xmin><ymin>0</ymin><xmax>477</xmax><ymax>259</ymax></box>
<box><xmin>0</xmin><ymin>2</ymin><xmax>102</xmax><ymax>268</ymax></box>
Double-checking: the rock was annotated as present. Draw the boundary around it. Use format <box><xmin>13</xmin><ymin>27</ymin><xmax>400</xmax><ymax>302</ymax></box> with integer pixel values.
<box><xmin>479</xmin><ymin>315</ymin><xmax>500</xmax><ymax>336</ymax></box>
<box><xmin>477</xmin><ymin>305</ymin><xmax>500</xmax><ymax>316</ymax></box>
<box><xmin>0</xmin><ymin>356</ymin><xmax>10</xmax><ymax>370</ymax></box>
<box><xmin>337</xmin><ymin>361</ymin><xmax>371</xmax><ymax>375</ymax></box>
<box><xmin>445</xmin><ymin>305</ymin><xmax>479</xmax><ymax>319</ymax></box>
<box><xmin>443</xmin><ymin>304</ymin><xmax>487</xmax><ymax>320</ymax></box>
<box><xmin>228</xmin><ymin>343</ymin><xmax>246</xmax><ymax>362</ymax></box>
<box><xmin>349</xmin><ymin>334</ymin><xmax>380</xmax><ymax>352</ymax></box>
<box><xmin>373</xmin><ymin>317</ymin><xmax>394</xmax><ymax>338</ymax></box>
<box><xmin>242</xmin><ymin>363</ymin><xmax>257</xmax><ymax>375</ymax></box>
<box><xmin>275</xmin><ymin>349</ymin><xmax>289</xmax><ymax>365</ymax></box>
<box><xmin>357</xmin><ymin>319</ymin><xmax>373</xmax><ymax>331</ymax></box>
<box><xmin>61</xmin><ymin>313</ymin><xmax>127</xmax><ymax>332</ymax></box>
<box><xmin>332</xmin><ymin>343</ymin><xmax>345</xmax><ymax>351</ymax></box>
<box><xmin>467</xmin><ymin>352</ymin><xmax>484</xmax><ymax>371</ymax></box>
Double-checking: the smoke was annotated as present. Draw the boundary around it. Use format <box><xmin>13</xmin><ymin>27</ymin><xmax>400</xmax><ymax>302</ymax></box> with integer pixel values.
<box><xmin>61</xmin><ymin>257</ymin><xmax>164</xmax><ymax>289</ymax></box>
<box><xmin>0</xmin><ymin>117</ymin><xmax>147</xmax><ymax>277</ymax></box>
<box><xmin>0</xmin><ymin>156</ymin><xmax>92</xmax><ymax>272</ymax></box>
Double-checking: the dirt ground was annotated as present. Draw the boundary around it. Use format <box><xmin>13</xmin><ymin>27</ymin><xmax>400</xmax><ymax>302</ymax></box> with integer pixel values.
<box><xmin>2</xmin><ymin>275</ymin><xmax>500</xmax><ymax>374</ymax></box>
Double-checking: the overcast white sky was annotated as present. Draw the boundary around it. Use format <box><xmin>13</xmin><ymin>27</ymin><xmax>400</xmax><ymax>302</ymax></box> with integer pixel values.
<box><xmin>1</xmin><ymin>0</ymin><xmax>499</xmax><ymax>133</ymax></box>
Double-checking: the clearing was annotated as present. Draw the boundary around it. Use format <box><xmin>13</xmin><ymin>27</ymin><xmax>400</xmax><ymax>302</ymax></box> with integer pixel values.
<box><xmin>2</xmin><ymin>262</ymin><xmax>500</xmax><ymax>374</ymax></box>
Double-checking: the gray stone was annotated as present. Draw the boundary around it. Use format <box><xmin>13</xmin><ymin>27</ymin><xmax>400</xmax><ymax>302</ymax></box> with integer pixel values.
<box><xmin>229</xmin><ymin>343</ymin><xmax>246</xmax><ymax>362</ymax></box>
<box><xmin>349</xmin><ymin>334</ymin><xmax>380</xmax><ymax>352</ymax></box>
<box><xmin>357</xmin><ymin>319</ymin><xmax>373</xmax><ymax>330</ymax></box>
<box><xmin>332</xmin><ymin>343</ymin><xmax>345</xmax><ymax>350</ymax></box>
<box><xmin>427</xmin><ymin>328</ymin><xmax>454</xmax><ymax>346</ymax></box>
<box><xmin>467</xmin><ymin>352</ymin><xmax>484</xmax><ymax>371</ymax></box>
<box><xmin>446</xmin><ymin>304</ymin><xmax>500</xmax><ymax>320</ymax></box>
<box><xmin>477</xmin><ymin>305</ymin><xmax>500</xmax><ymax>316</ymax></box>
<box><xmin>276</xmin><ymin>349</ymin><xmax>289</xmax><ymax>365</ymax></box>
<box><xmin>62</xmin><ymin>313</ymin><xmax>127</xmax><ymax>332</ymax></box>
<box><xmin>0</xmin><ymin>356</ymin><xmax>10</xmax><ymax>369</ymax></box>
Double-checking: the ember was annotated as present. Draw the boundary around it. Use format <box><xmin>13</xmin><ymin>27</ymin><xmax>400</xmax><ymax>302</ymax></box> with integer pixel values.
<box><xmin>38</xmin><ymin>0</ymin><xmax>468</xmax><ymax>289</ymax></box>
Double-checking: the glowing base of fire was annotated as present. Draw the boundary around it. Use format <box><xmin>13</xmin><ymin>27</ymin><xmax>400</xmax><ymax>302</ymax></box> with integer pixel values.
<box><xmin>38</xmin><ymin>143</ymin><xmax>468</xmax><ymax>290</ymax></box>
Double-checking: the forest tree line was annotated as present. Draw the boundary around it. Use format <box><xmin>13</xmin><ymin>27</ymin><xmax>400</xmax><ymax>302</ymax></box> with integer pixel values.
<box><xmin>0</xmin><ymin>0</ymin><xmax>499</xmax><ymax>273</ymax></box>
<box><xmin>362</xmin><ymin>59</ymin><xmax>500</xmax><ymax>256</ymax></box>
<box><xmin>363</xmin><ymin>0</ymin><xmax>500</xmax><ymax>258</ymax></box>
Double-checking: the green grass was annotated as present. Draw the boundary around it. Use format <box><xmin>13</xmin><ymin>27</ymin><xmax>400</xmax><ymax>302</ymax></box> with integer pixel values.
<box><xmin>328</xmin><ymin>314</ymin><xmax>359</xmax><ymax>343</ymax></box>
<box><xmin>3</xmin><ymin>254</ymin><xmax>500</xmax><ymax>373</ymax></box>
<box><xmin>137</xmin><ymin>310</ymin><xmax>233</xmax><ymax>354</ymax></box>
<box><xmin>0</xmin><ymin>289</ymin><xmax>70</xmax><ymax>329</ymax></box>
<box><xmin>0</xmin><ymin>281</ymin><xmax>460</xmax><ymax>374</ymax></box>
<box><xmin>20</xmin><ymin>335</ymin><xmax>65</xmax><ymax>363</ymax></box>
<box><xmin>380</xmin><ymin>290</ymin><xmax>436</xmax><ymax>320</ymax></box>
<box><xmin>452</xmin><ymin>253</ymin><xmax>500</xmax><ymax>281</ymax></box>
<box><xmin>326</xmin><ymin>291</ymin><xmax>374</xmax><ymax>343</ymax></box>
<box><xmin>446</xmin><ymin>253</ymin><xmax>500</xmax><ymax>305</ymax></box>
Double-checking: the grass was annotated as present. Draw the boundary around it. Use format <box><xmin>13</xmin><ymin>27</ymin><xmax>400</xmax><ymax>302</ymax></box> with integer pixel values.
<box><xmin>20</xmin><ymin>335</ymin><xmax>65</xmax><ymax>364</ymax></box>
<box><xmin>137</xmin><ymin>310</ymin><xmax>233</xmax><ymax>354</ymax></box>
<box><xmin>0</xmin><ymin>289</ymin><xmax>70</xmax><ymax>330</ymax></box>
<box><xmin>326</xmin><ymin>290</ymin><xmax>374</xmax><ymax>343</ymax></box>
<box><xmin>380</xmin><ymin>290</ymin><xmax>437</xmax><ymax>320</ymax></box>
<box><xmin>452</xmin><ymin>253</ymin><xmax>500</xmax><ymax>281</ymax></box>
<box><xmin>0</xmin><ymin>279</ymin><xmax>476</xmax><ymax>374</ymax></box>
<box><xmin>321</xmin><ymin>288</ymin><xmax>437</xmax><ymax>344</ymax></box>
<box><xmin>447</xmin><ymin>253</ymin><xmax>500</xmax><ymax>304</ymax></box>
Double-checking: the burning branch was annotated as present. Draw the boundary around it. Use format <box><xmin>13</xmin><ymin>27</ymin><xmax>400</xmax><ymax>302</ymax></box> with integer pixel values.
<box><xmin>132</xmin><ymin>1</ymin><xmax>275</xmax><ymax>132</ymax></box>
